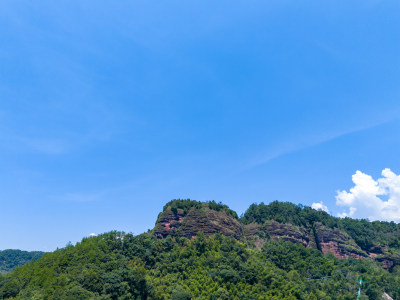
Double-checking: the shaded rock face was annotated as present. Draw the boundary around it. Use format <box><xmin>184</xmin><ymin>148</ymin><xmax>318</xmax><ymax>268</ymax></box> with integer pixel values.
<box><xmin>154</xmin><ymin>209</ymin><xmax>185</xmax><ymax>238</ymax></box>
<box><xmin>364</xmin><ymin>245</ymin><xmax>400</xmax><ymax>271</ymax></box>
<box><xmin>375</xmin><ymin>255</ymin><xmax>400</xmax><ymax>272</ymax></box>
<box><xmin>314</xmin><ymin>226</ymin><xmax>400</xmax><ymax>270</ymax></box>
<box><xmin>154</xmin><ymin>207</ymin><xmax>242</xmax><ymax>239</ymax></box>
<box><xmin>380</xmin><ymin>259</ymin><xmax>395</xmax><ymax>271</ymax></box>
<box><xmin>314</xmin><ymin>223</ymin><xmax>368</xmax><ymax>259</ymax></box>
<box><xmin>265</xmin><ymin>221</ymin><xmax>315</xmax><ymax>247</ymax></box>
<box><xmin>244</xmin><ymin>221</ymin><xmax>317</xmax><ymax>248</ymax></box>
<box><xmin>245</xmin><ymin>221</ymin><xmax>372</xmax><ymax>261</ymax></box>
<box><xmin>154</xmin><ymin>207</ymin><xmax>400</xmax><ymax>270</ymax></box>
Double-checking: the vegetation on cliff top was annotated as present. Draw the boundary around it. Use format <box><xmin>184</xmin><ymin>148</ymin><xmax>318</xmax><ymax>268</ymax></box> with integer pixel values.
<box><xmin>162</xmin><ymin>199</ymin><xmax>238</xmax><ymax>219</ymax></box>
<box><xmin>1</xmin><ymin>199</ymin><xmax>400</xmax><ymax>299</ymax></box>
<box><xmin>157</xmin><ymin>200</ymin><xmax>400</xmax><ymax>261</ymax></box>
<box><xmin>241</xmin><ymin>201</ymin><xmax>400</xmax><ymax>254</ymax></box>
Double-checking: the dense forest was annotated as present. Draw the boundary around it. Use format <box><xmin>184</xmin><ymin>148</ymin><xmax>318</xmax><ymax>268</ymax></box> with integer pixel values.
<box><xmin>241</xmin><ymin>201</ymin><xmax>400</xmax><ymax>252</ymax></box>
<box><xmin>0</xmin><ymin>250</ymin><xmax>44</xmax><ymax>275</ymax></box>
<box><xmin>1</xmin><ymin>200</ymin><xmax>400</xmax><ymax>299</ymax></box>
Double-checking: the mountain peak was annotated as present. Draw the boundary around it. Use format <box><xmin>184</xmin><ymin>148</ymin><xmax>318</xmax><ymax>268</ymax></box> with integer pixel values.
<box><xmin>154</xmin><ymin>199</ymin><xmax>241</xmax><ymax>239</ymax></box>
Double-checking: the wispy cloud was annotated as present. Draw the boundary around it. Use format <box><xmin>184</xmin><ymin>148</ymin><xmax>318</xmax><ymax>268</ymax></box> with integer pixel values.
<box><xmin>244</xmin><ymin>117</ymin><xmax>399</xmax><ymax>170</ymax></box>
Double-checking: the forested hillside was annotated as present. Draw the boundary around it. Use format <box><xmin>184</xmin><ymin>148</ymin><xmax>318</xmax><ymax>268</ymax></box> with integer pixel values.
<box><xmin>0</xmin><ymin>250</ymin><xmax>44</xmax><ymax>275</ymax></box>
<box><xmin>1</xmin><ymin>200</ymin><xmax>400</xmax><ymax>299</ymax></box>
<box><xmin>241</xmin><ymin>201</ymin><xmax>400</xmax><ymax>270</ymax></box>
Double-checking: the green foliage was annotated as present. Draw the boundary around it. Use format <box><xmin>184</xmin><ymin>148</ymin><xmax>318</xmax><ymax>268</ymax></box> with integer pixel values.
<box><xmin>0</xmin><ymin>250</ymin><xmax>44</xmax><ymax>275</ymax></box>
<box><xmin>241</xmin><ymin>201</ymin><xmax>400</xmax><ymax>254</ymax></box>
<box><xmin>1</xmin><ymin>231</ymin><xmax>400</xmax><ymax>299</ymax></box>
<box><xmin>2</xmin><ymin>200</ymin><xmax>400</xmax><ymax>299</ymax></box>
<box><xmin>163</xmin><ymin>199</ymin><xmax>203</xmax><ymax>215</ymax></box>
<box><xmin>339</xmin><ymin>217</ymin><xmax>400</xmax><ymax>251</ymax></box>
<box><xmin>207</xmin><ymin>200</ymin><xmax>238</xmax><ymax>219</ymax></box>
<box><xmin>171</xmin><ymin>285</ymin><xmax>191</xmax><ymax>300</ymax></box>
<box><xmin>163</xmin><ymin>198</ymin><xmax>238</xmax><ymax>219</ymax></box>
<box><xmin>0</xmin><ymin>232</ymin><xmax>151</xmax><ymax>299</ymax></box>
<box><xmin>240</xmin><ymin>201</ymin><xmax>334</xmax><ymax>227</ymax></box>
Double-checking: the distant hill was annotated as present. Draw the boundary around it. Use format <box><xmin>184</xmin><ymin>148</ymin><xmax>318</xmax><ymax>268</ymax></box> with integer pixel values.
<box><xmin>0</xmin><ymin>249</ymin><xmax>44</xmax><ymax>275</ymax></box>
<box><xmin>1</xmin><ymin>199</ymin><xmax>400</xmax><ymax>299</ymax></box>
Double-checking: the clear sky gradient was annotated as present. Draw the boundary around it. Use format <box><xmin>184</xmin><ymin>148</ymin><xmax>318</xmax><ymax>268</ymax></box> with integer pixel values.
<box><xmin>1</xmin><ymin>1</ymin><xmax>399</xmax><ymax>251</ymax></box>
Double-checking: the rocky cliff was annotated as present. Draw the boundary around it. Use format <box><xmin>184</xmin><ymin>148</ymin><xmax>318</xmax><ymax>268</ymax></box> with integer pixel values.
<box><xmin>313</xmin><ymin>223</ymin><xmax>368</xmax><ymax>259</ymax></box>
<box><xmin>243</xmin><ymin>221</ymin><xmax>369</xmax><ymax>259</ymax></box>
<box><xmin>243</xmin><ymin>220</ymin><xmax>317</xmax><ymax>248</ymax></box>
<box><xmin>153</xmin><ymin>200</ymin><xmax>400</xmax><ymax>271</ymax></box>
<box><xmin>154</xmin><ymin>206</ymin><xmax>242</xmax><ymax>239</ymax></box>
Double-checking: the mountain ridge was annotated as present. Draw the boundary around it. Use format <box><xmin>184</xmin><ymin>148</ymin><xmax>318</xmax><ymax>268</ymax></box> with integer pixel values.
<box><xmin>1</xmin><ymin>199</ymin><xmax>400</xmax><ymax>299</ymax></box>
<box><xmin>154</xmin><ymin>199</ymin><xmax>400</xmax><ymax>271</ymax></box>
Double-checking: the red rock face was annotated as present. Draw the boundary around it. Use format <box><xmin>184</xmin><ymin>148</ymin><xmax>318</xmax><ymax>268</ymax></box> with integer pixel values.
<box><xmin>163</xmin><ymin>216</ymin><xmax>184</xmax><ymax>230</ymax></box>
<box><xmin>366</xmin><ymin>245</ymin><xmax>400</xmax><ymax>271</ymax></box>
<box><xmin>154</xmin><ymin>208</ymin><xmax>400</xmax><ymax>271</ymax></box>
<box><xmin>243</xmin><ymin>221</ymin><xmax>318</xmax><ymax>249</ymax></box>
<box><xmin>154</xmin><ymin>207</ymin><xmax>242</xmax><ymax>239</ymax></box>
<box><xmin>375</xmin><ymin>255</ymin><xmax>400</xmax><ymax>271</ymax></box>
<box><xmin>154</xmin><ymin>209</ymin><xmax>185</xmax><ymax>238</ymax></box>
<box><xmin>319</xmin><ymin>240</ymin><xmax>365</xmax><ymax>259</ymax></box>
<box><xmin>263</xmin><ymin>221</ymin><xmax>315</xmax><ymax>248</ymax></box>
<box><xmin>381</xmin><ymin>259</ymin><xmax>394</xmax><ymax>270</ymax></box>
<box><xmin>315</xmin><ymin>227</ymin><xmax>400</xmax><ymax>270</ymax></box>
<box><xmin>314</xmin><ymin>223</ymin><xmax>368</xmax><ymax>259</ymax></box>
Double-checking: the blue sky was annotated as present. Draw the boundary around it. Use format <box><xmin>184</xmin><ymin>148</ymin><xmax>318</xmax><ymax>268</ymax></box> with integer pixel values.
<box><xmin>1</xmin><ymin>0</ymin><xmax>399</xmax><ymax>251</ymax></box>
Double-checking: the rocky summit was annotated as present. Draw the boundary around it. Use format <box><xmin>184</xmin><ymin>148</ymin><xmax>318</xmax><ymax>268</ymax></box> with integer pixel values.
<box><xmin>2</xmin><ymin>199</ymin><xmax>400</xmax><ymax>299</ymax></box>
<box><xmin>154</xmin><ymin>199</ymin><xmax>400</xmax><ymax>271</ymax></box>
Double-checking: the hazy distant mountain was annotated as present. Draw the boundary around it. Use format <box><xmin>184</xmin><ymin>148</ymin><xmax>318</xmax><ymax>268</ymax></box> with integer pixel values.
<box><xmin>0</xmin><ymin>249</ymin><xmax>44</xmax><ymax>275</ymax></box>
<box><xmin>1</xmin><ymin>199</ymin><xmax>400</xmax><ymax>299</ymax></box>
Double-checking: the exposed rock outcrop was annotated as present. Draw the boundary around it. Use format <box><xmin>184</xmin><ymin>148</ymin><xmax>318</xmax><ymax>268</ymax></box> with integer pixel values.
<box><xmin>244</xmin><ymin>221</ymin><xmax>317</xmax><ymax>248</ymax></box>
<box><xmin>153</xmin><ymin>208</ymin><xmax>185</xmax><ymax>238</ymax></box>
<box><xmin>382</xmin><ymin>292</ymin><xmax>394</xmax><ymax>300</ymax></box>
<box><xmin>314</xmin><ymin>223</ymin><xmax>368</xmax><ymax>259</ymax></box>
<box><xmin>245</xmin><ymin>221</ymin><xmax>373</xmax><ymax>260</ymax></box>
<box><xmin>153</xmin><ymin>200</ymin><xmax>400</xmax><ymax>270</ymax></box>
<box><xmin>375</xmin><ymin>254</ymin><xmax>400</xmax><ymax>271</ymax></box>
<box><xmin>154</xmin><ymin>207</ymin><xmax>242</xmax><ymax>239</ymax></box>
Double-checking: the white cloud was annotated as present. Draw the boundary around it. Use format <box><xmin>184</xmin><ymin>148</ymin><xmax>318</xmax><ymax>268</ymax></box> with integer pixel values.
<box><xmin>336</xmin><ymin>168</ymin><xmax>400</xmax><ymax>222</ymax></box>
<box><xmin>337</xmin><ymin>207</ymin><xmax>357</xmax><ymax>218</ymax></box>
<box><xmin>311</xmin><ymin>201</ymin><xmax>329</xmax><ymax>213</ymax></box>
<box><xmin>245</xmin><ymin>118</ymin><xmax>396</xmax><ymax>170</ymax></box>
<box><xmin>89</xmin><ymin>233</ymin><xmax>96</xmax><ymax>237</ymax></box>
